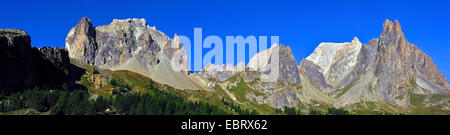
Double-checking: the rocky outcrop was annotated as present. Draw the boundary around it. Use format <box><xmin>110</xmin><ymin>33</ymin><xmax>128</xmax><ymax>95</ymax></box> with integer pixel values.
<box><xmin>0</xmin><ymin>29</ymin><xmax>79</xmax><ymax>92</ymax></box>
<box><xmin>376</xmin><ymin>20</ymin><xmax>449</xmax><ymax>90</ymax></box>
<box><xmin>300</xmin><ymin>19</ymin><xmax>449</xmax><ymax>108</ymax></box>
<box><xmin>66</xmin><ymin>17</ymin><xmax>97</xmax><ymax>65</ymax></box>
<box><xmin>372</xmin><ymin>19</ymin><xmax>449</xmax><ymax>103</ymax></box>
<box><xmin>199</xmin><ymin>62</ymin><xmax>245</xmax><ymax>82</ymax></box>
<box><xmin>277</xmin><ymin>45</ymin><xmax>301</xmax><ymax>84</ymax></box>
<box><xmin>298</xmin><ymin>59</ymin><xmax>329</xmax><ymax>92</ymax></box>
<box><xmin>247</xmin><ymin>44</ymin><xmax>301</xmax><ymax>84</ymax></box>
<box><xmin>221</xmin><ymin>44</ymin><xmax>304</xmax><ymax>108</ymax></box>
<box><xmin>37</xmin><ymin>47</ymin><xmax>70</xmax><ymax>75</ymax></box>
<box><xmin>198</xmin><ymin>44</ymin><xmax>300</xmax><ymax>84</ymax></box>
<box><xmin>304</xmin><ymin>37</ymin><xmax>362</xmax><ymax>88</ymax></box>
<box><xmin>66</xmin><ymin>17</ymin><xmax>200</xmax><ymax>90</ymax></box>
<box><xmin>0</xmin><ymin>29</ymin><xmax>33</xmax><ymax>91</ymax></box>
<box><xmin>93</xmin><ymin>18</ymin><xmax>162</xmax><ymax>70</ymax></box>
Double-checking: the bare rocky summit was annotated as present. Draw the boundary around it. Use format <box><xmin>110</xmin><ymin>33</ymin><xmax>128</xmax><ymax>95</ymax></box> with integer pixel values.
<box><xmin>222</xmin><ymin>45</ymin><xmax>307</xmax><ymax>108</ymax></box>
<box><xmin>300</xmin><ymin>19</ymin><xmax>449</xmax><ymax>109</ymax></box>
<box><xmin>66</xmin><ymin>17</ymin><xmax>97</xmax><ymax>64</ymax></box>
<box><xmin>66</xmin><ymin>17</ymin><xmax>201</xmax><ymax>90</ymax></box>
<box><xmin>247</xmin><ymin>44</ymin><xmax>301</xmax><ymax>84</ymax></box>
<box><xmin>371</xmin><ymin>19</ymin><xmax>449</xmax><ymax>105</ymax></box>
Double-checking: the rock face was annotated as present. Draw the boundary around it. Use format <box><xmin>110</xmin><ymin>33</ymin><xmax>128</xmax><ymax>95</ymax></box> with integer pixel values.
<box><xmin>298</xmin><ymin>59</ymin><xmax>329</xmax><ymax>92</ymax></box>
<box><xmin>372</xmin><ymin>20</ymin><xmax>449</xmax><ymax>103</ymax></box>
<box><xmin>305</xmin><ymin>37</ymin><xmax>362</xmax><ymax>88</ymax></box>
<box><xmin>66</xmin><ymin>17</ymin><xmax>97</xmax><ymax>64</ymax></box>
<box><xmin>66</xmin><ymin>17</ymin><xmax>201</xmax><ymax>90</ymax></box>
<box><xmin>277</xmin><ymin>45</ymin><xmax>302</xmax><ymax>84</ymax></box>
<box><xmin>300</xmin><ymin>19</ymin><xmax>449</xmax><ymax>108</ymax></box>
<box><xmin>0</xmin><ymin>29</ymin><xmax>33</xmax><ymax>91</ymax></box>
<box><xmin>247</xmin><ymin>44</ymin><xmax>301</xmax><ymax>84</ymax></box>
<box><xmin>222</xmin><ymin>44</ymin><xmax>306</xmax><ymax>108</ymax></box>
<box><xmin>200</xmin><ymin>44</ymin><xmax>301</xmax><ymax>84</ymax></box>
<box><xmin>94</xmin><ymin>18</ymin><xmax>162</xmax><ymax>70</ymax></box>
<box><xmin>0</xmin><ymin>29</ymin><xmax>77</xmax><ymax>91</ymax></box>
<box><xmin>197</xmin><ymin>44</ymin><xmax>305</xmax><ymax>108</ymax></box>
<box><xmin>37</xmin><ymin>47</ymin><xmax>70</xmax><ymax>75</ymax></box>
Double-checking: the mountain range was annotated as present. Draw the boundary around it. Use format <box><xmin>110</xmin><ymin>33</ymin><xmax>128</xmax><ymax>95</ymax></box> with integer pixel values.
<box><xmin>1</xmin><ymin>17</ymin><xmax>448</xmax><ymax>114</ymax></box>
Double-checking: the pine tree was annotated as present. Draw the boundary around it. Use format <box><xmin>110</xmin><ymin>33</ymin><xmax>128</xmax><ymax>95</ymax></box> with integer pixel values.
<box><xmin>136</xmin><ymin>102</ymin><xmax>145</xmax><ymax>115</ymax></box>
<box><xmin>50</xmin><ymin>92</ymin><xmax>68</xmax><ymax>115</ymax></box>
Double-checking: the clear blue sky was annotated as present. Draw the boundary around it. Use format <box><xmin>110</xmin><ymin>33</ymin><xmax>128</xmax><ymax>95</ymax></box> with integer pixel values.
<box><xmin>1</xmin><ymin>0</ymin><xmax>449</xmax><ymax>79</ymax></box>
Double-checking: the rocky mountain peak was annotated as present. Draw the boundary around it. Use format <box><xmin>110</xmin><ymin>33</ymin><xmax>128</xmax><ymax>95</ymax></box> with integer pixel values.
<box><xmin>247</xmin><ymin>44</ymin><xmax>278</xmax><ymax>72</ymax></box>
<box><xmin>299</xmin><ymin>20</ymin><xmax>449</xmax><ymax>109</ymax></box>
<box><xmin>76</xmin><ymin>17</ymin><xmax>96</xmax><ymax>37</ymax></box>
<box><xmin>65</xmin><ymin>17</ymin><xmax>97</xmax><ymax>64</ymax></box>
<box><xmin>381</xmin><ymin>19</ymin><xmax>404</xmax><ymax>40</ymax></box>
<box><xmin>80</xmin><ymin>17</ymin><xmax>93</xmax><ymax>26</ymax></box>
<box><xmin>112</xmin><ymin>18</ymin><xmax>148</xmax><ymax>27</ymax></box>
<box><xmin>351</xmin><ymin>37</ymin><xmax>360</xmax><ymax>44</ymax></box>
<box><xmin>277</xmin><ymin>44</ymin><xmax>301</xmax><ymax>84</ymax></box>
<box><xmin>247</xmin><ymin>44</ymin><xmax>301</xmax><ymax>84</ymax></box>
<box><xmin>66</xmin><ymin>17</ymin><xmax>201</xmax><ymax>90</ymax></box>
<box><xmin>173</xmin><ymin>33</ymin><xmax>180</xmax><ymax>41</ymax></box>
<box><xmin>375</xmin><ymin>19</ymin><xmax>449</xmax><ymax>96</ymax></box>
<box><xmin>302</xmin><ymin>37</ymin><xmax>363</xmax><ymax>92</ymax></box>
<box><xmin>306</xmin><ymin>37</ymin><xmax>362</xmax><ymax>77</ymax></box>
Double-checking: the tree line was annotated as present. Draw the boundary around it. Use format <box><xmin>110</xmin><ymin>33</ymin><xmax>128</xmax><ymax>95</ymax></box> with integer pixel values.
<box><xmin>222</xmin><ymin>98</ymin><xmax>258</xmax><ymax>115</ymax></box>
<box><xmin>0</xmin><ymin>80</ymin><xmax>352</xmax><ymax>115</ymax></box>
<box><xmin>275</xmin><ymin>106</ymin><xmax>351</xmax><ymax>115</ymax></box>
<box><xmin>0</xmin><ymin>87</ymin><xmax>232</xmax><ymax>115</ymax></box>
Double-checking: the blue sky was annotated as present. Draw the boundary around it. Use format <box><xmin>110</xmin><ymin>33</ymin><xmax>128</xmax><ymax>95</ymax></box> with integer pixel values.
<box><xmin>1</xmin><ymin>0</ymin><xmax>449</xmax><ymax>78</ymax></box>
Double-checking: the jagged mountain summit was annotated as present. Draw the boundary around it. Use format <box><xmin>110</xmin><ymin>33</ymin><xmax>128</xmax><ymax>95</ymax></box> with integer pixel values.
<box><xmin>371</xmin><ymin>19</ymin><xmax>449</xmax><ymax>105</ymax></box>
<box><xmin>66</xmin><ymin>17</ymin><xmax>206</xmax><ymax>90</ymax></box>
<box><xmin>300</xmin><ymin>19</ymin><xmax>449</xmax><ymax>109</ymax></box>
<box><xmin>198</xmin><ymin>19</ymin><xmax>449</xmax><ymax>111</ymax></box>
<box><xmin>199</xmin><ymin>44</ymin><xmax>329</xmax><ymax>108</ymax></box>
<box><xmin>302</xmin><ymin>37</ymin><xmax>363</xmax><ymax>92</ymax></box>
<box><xmin>248</xmin><ymin>44</ymin><xmax>302</xmax><ymax>84</ymax></box>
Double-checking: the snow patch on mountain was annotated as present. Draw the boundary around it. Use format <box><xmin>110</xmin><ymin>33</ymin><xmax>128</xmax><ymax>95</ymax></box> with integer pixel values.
<box><xmin>306</xmin><ymin>37</ymin><xmax>362</xmax><ymax>76</ymax></box>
